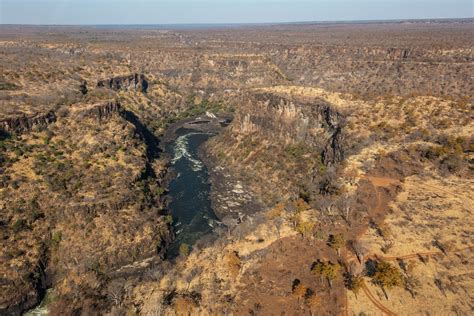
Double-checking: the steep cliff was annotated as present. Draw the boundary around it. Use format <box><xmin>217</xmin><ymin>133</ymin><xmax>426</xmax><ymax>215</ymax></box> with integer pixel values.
<box><xmin>0</xmin><ymin>111</ymin><xmax>56</xmax><ymax>134</ymax></box>
<box><xmin>206</xmin><ymin>92</ymin><xmax>346</xmax><ymax>206</ymax></box>
<box><xmin>76</xmin><ymin>100</ymin><xmax>123</xmax><ymax>121</ymax></box>
<box><xmin>0</xmin><ymin>98</ymin><xmax>173</xmax><ymax>315</ymax></box>
<box><xmin>97</xmin><ymin>73</ymin><xmax>149</xmax><ymax>93</ymax></box>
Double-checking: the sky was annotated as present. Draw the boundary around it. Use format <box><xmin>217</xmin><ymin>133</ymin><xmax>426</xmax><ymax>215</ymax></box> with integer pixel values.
<box><xmin>1</xmin><ymin>0</ymin><xmax>473</xmax><ymax>25</ymax></box>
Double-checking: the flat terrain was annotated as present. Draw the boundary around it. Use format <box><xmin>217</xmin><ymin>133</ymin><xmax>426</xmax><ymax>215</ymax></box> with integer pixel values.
<box><xmin>0</xmin><ymin>20</ymin><xmax>472</xmax><ymax>315</ymax></box>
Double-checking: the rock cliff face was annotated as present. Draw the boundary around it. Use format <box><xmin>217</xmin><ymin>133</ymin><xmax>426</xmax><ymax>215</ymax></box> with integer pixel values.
<box><xmin>1</xmin><ymin>245</ymin><xmax>48</xmax><ymax>316</ymax></box>
<box><xmin>233</xmin><ymin>93</ymin><xmax>345</xmax><ymax>166</ymax></box>
<box><xmin>0</xmin><ymin>101</ymin><xmax>123</xmax><ymax>137</ymax></box>
<box><xmin>319</xmin><ymin>104</ymin><xmax>345</xmax><ymax>166</ymax></box>
<box><xmin>322</xmin><ymin>127</ymin><xmax>344</xmax><ymax>166</ymax></box>
<box><xmin>84</xmin><ymin>101</ymin><xmax>122</xmax><ymax>121</ymax></box>
<box><xmin>97</xmin><ymin>73</ymin><xmax>149</xmax><ymax>93</ymax></box>
<box><xmin>0</xmin><ymin>111</ymin><xmax>56</xmax><ymax>134</ymax></box>
<box><xmin>0</xmin><ymin>96</ymin><xmax>174</xmax><ymax>315</ymax></box>
<box><xmin>206</xmin><ymin>92</ymin><xmax>345</xmax><ymax>205</ymax></box>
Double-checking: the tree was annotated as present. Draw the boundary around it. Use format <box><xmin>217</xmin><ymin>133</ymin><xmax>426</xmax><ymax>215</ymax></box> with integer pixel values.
<box><xmin>371</xmin><ymin>260</ymin><xmax>404</xmax><ymax>299</ymax></box>
<box><xmin>292</xmin><ymin>279</ymin><xmax>308</xmax><ymax>305</ymax></box>
<box><xmin>328</xmin><ymin>233</ymin><xmax>346</xmax><ymax>256</ymax></box>
<box><xmin>306</xmin><ymin>293</ymin><xmax>321</xmax><ymax>316</ymax></box>
<box><xmin>349</xmin><ymin>239</ymin><xmax>368</xmax><ymax>264</ymax></box>
<box><xmin>221</xmin><ymin>216</ymin><xmax>238</xmax><ymax>238</ymax></box>
<box><xmin>338</xmin><ymin>194</ymin><xmax>355</xmax><ymax>224</ymax></box>
<box><xmin>344</xmin><ymin>273</ymin><xmax>364</xmax><ymax>296</ymax></box>
<box><xmin>311</xmin><ymin>260</ymin><xmax>341</xmax><ymax>288</ymax></box>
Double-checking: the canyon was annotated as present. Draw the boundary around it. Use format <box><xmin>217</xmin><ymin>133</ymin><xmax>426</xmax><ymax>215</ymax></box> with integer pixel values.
<box><xmin>0</xmin><ymin>20</ymin><xmax>473</xmax><ymax>315</ymax></box>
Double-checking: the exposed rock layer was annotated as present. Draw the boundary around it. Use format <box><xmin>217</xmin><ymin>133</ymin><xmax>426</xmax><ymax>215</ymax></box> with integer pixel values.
<box><xmin>0</xmin><ymin>111</ymin><xmax>57</xmax><ymax>134</ymax></box>
<box><xmin>97</xmin><ymin>73</ymin><xmax>149</xmax><ymax>93</ymax></box>
<box><xmin>234</xmin><ymin>93</ymin><xmax>345</xmax><ymax>166</ymax></box>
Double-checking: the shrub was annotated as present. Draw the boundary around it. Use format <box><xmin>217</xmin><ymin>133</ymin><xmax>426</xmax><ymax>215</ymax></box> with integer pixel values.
<box><xmin>164</xmin><ymin>215</ymin><xmax>173</xmax><ymax>224</ymax></box>
<box><xmin>285</xmin><ymin>143</ymin><xmax>307</xmax><ymax>159</ymax></box>
<box><xmin>292</xmin><ymin>279</ymin><xmax>309</xmax><ymax>303</ymax></box>
<box><xmin>295</xmin><ymin>198</ymin><xmax>309</xmax><ymax>213</ymax></box>
<box><xmin>0</xmin><ymin>81</ymin><xmax>20</xmax><ymax>90</ymax></box>
<box><xmin>155</xmin><ymin>186</ymin><xmax>166</xmax><ymax>196</ymax></box>
<box><xmin>225</xmin><ymin>251</ymin><xmax>241</xmax><ymax>277</ymax></box>
<box><xmin>295</xmin><ymin>220</ymin><xmax>315</xmax><ymax>238</ymax></box>
<box><xmin>174</xmin><ymin>296</ymin><xmax>197</xmax><ymax>315</ymax></box>
<box><xmin>266</xmin><ymin>203</ymin><xmax>284</xmax><ymax>219</ymax></box>
<box><xmin>12</xmin><ymin>218</ymin><xmax>27</xmax><ymax>232</ymax></box>
<box><xmin>179</xmin><ymin>243</ymin><xmax>190</xmax><ymax>257</ymax></box>
<box><xmin>51</xmin><ymin>231</ymin><xmax>62</xmax><ymax>248</ymax></box>
<box><xmin>306</xmin><ymin>293</ymin><xmax>321</xmax><ymax>309</ymax></box>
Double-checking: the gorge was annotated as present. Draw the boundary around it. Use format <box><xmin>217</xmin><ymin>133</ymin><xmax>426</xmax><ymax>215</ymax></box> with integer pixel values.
<box><xmin>1</xmin><ymin>21</ymin><xmax>472</xmax><ymax>315</ymax></box>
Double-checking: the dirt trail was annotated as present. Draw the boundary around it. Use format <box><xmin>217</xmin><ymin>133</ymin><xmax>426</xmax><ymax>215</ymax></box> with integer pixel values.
<box><xmin>347</xmin><ymin>172</ymin><xmax>472</xmax><ymax>315</ymax></box>
<box><xmin>361</xmin><ymin>280</ymin><xmax>397</xmax><ymax>316</ymax></box>
<box><xmin>365</xmin><ymin>176</ymin><xmax>400</xmax><ymax>187</ymax></box>
<box><xmin>419</xmin><ymin>182</ymin><xmax>466</xmax><ymax>200</ymax></box>
<box><xmin>344</xmin><ymin>175</ymin><xmax>401</xmax><ymax>315</ymax></box>
<box><xmin>373</xmin><ymin>246</ymin><xmax>473</xmax><ymax>261</ymax></box>
<box><xmin>344</xmin><ymin>290</ymin><xmax>349</xmax><ymax>316</ymax></box>
<box><xmin>366</xmin><ymin>175</ymin><xmax>400</xmax><ymax>213</ymax></box>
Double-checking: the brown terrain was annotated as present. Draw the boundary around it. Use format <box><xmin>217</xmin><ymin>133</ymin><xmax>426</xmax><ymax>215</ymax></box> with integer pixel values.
<box><xmin>0</xmin><ymin>20</ymin><xmax>473</xmax><ymax>315</ymax></box>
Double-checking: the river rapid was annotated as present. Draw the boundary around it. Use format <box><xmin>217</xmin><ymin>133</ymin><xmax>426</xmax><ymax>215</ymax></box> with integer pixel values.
<box><xmin>165</xmin><ymin>127</ymin><xmax>220</xmax><ymax>257</ymax></box>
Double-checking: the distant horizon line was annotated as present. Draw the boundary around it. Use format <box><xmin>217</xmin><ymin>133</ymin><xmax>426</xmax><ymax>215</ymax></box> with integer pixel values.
<box><xmin>1</xmin><ymin>17</ymin><xmax>473</xmax><ymax>28</ymax></box>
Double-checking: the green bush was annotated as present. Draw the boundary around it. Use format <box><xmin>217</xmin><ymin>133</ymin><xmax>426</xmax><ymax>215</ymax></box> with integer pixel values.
<box><xmin>51</xmin><ymin>231</ymin><xmax>62</xmax><ymax>248</ymax></box>
<box><xmin>179</xmin><ymin>243</ymin><xmax>190</xmax><ymax>257</ymax></box>
<box><xmin>285</xmin><ymin>143</ymin><xmax>307</xmax><ymax>159</ymax></box>
<box><xmin>12</xmin><ymin>218</ymin><xmax>27</xmax><ymax>232</ymax></box>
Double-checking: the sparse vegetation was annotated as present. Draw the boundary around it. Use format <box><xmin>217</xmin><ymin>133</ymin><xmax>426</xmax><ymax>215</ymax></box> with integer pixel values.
<box><xmin>1</xmin><ymin>20</ymin><xmax>471</xmax><ymax>316</ymax></box>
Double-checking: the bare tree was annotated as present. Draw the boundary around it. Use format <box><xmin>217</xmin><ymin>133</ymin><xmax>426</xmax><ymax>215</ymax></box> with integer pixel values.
<box><xmin>106</xmin><ymin>281</ymin><xmax>124</xmax><ymax>306</ymax></box>
<box><xmin>349</xmin><ymin>239</ymin><xmax>368</xmax><ymax>264</ymax></box>
<box><xmin>221</xmin><ymin>216</ymin><xmax>238</xmax><ymax>239</ymax></box>
<box><xmin>338</xmin><ymin>194</ymin><xmax>355</xmax><ymax>225</ymax></box>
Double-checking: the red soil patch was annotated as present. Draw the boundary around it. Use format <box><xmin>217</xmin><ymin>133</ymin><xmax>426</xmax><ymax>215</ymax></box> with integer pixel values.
<box><xmin>233</xmin><ymin>237</ymin><xmax>346</xmax><ymax>315</ymax></box>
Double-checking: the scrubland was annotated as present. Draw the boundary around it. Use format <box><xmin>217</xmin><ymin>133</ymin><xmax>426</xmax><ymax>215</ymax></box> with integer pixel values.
<box><xmin>0</xmin><ymin>20</ymin><xmax>472</xmax><ymax>315</ymax></box>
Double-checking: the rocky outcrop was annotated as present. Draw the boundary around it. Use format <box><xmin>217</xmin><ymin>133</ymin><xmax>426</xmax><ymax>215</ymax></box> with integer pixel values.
<box><xmin>0</xmin><ymin>243</ymin><xmax>48</xmax><ymax>316</ymax></box>
<box><xmin>97</xmin><ymin>73</ymin><xmax>149</xmax><ymax>93</ymax></box>
<box><xmin>319</xmin><ymin>104</ymin><xmax>345</xmax><ymax>166</ymax></box>
<box><xmin>95</xmin><ymin>101</ymin><xmax>122</xmax><ymax>121</ymax></box>
<box><xmin>322</xmin><ymin>127</ymin><xmax>344</xmax><ymax>166</ymax></box>
<box><xmin>0</xmin><ymin>101</ymin><xmax>123</xmax><ymax>137</ymax></box>
<box><xmin>0</xmin><ymin>111</ymin><xmax>56</xmax><ymax>134</ymax></box>
<box><xmin>232</xmin><ymin>93</ymin><xmax>345</xmax><ymax>166</ymax></box>
<box><xmin>77</xmin><ymin>101</ymin><xmax>122</xmax><ymax>122</ymax></box>
<box><xmin>205</xmin><ymin>92</ymin><xmax>346</xmax><ymax>206</ymax></box>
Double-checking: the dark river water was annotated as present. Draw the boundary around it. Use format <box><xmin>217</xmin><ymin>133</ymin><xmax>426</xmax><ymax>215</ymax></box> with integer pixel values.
<box><xmin>165</xmin><ymin>128</ymin><xmax>219</xmax><ymax>257</ymax></box>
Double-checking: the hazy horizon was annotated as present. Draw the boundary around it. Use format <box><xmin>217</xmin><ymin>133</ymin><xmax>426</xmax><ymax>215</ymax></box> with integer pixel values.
<box><xmin>1</xmin><ymin>0</ymin><xmax>473</xmax><ymax>25</ymax></box>
<box><xmin>1</xmin><ymin>18</ymin><xmax>473</xmax><ymax>27</ymax></box>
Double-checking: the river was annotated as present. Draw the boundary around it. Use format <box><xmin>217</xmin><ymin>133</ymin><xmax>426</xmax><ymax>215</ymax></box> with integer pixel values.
<box><xmin>165</xmin><ymin>127</ymin><xmax>219</xmax><ymax>258</ymax></box>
